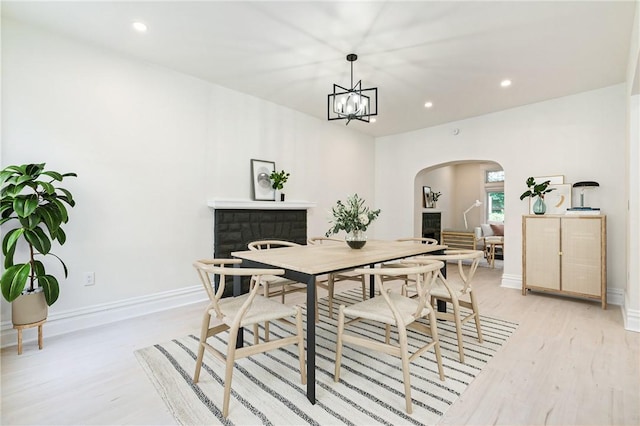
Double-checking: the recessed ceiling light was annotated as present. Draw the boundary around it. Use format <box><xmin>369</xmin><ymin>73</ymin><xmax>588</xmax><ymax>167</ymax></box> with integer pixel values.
<box><xmin>424</xmin><ymin>101</ymin><xmax>433</xmax><ymax>108</ymax></box>
<box><xmin>370</xmin><ymin>118</ymin><xmax>377</xmax><ymax>123</ymax></box>
<box><xmin>132</xmin><ymin>21</ymin><xmax>147</xmax><ymax>32</ymax></box>
<box><xmin>500</xmin><ymin>79</ymin><xmax>512</xmax><ymax>88</ymax></box>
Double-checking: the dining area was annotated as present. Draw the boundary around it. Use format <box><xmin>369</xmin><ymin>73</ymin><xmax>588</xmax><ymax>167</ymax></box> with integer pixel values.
<box><xmin>188</xmin><ymin>234</ymin><xmax>491</xmax><ymax>421</ymax></box>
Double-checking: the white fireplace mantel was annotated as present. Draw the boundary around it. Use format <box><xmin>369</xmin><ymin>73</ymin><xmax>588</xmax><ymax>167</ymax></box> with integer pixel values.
<box><xmin>207</xmin><ymin>199</ymin><xmax>316</xmax><ymax>210</ymax></box>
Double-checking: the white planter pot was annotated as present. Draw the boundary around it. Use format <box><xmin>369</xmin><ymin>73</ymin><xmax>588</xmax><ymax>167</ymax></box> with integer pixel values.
<box><xmin>12</xmin><ymin>290</ymin><xmax>48</xmax><ymax>326</ymax></box>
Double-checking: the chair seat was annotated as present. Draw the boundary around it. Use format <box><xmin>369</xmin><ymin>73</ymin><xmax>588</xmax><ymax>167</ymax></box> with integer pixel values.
<box><xmin>343</xmin><ymin>292</ymin><xmax>431</xmax><ymax>325</ymax></box>
<box><xmin>217</xmin><ymin>294</ymin><xmax>299</xmax><ymax>327</ymax></box>
<box><xmin>430</xmin><ymin>280</ymin><xmax>468</xmax><ymax>299</ymax></box>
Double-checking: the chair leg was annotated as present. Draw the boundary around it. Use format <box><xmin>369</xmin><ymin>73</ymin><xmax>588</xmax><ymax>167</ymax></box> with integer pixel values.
<box><xmin>334</xmin><ymin>306</ymin><xmax>345</xmax><ymax>382</ymax></box>
<box><xmin>223</xmin><ymin>327</ymin><xmax>239</xmax><ymax>418</ymax></box>
<box><xmin>428</xmin><ymin>309</ymin><xmax>445</xmax><ymax>381</ymax></box>
<box><xmin>264</xmin><ymin>321</ymin><xmax>270</xmax><ymax>343</ymax></box>
<box><xmin>295</xmin><ymin>307</ymin><xmax>307</xmax><ymax>385</ymax></box>
<box><xmin>451</xmin><ymin>298</ymin><xmax>465</xmax><ymax>363</ymax></box>
<box><xmin>360</xmin><ymin>275</ymin><xmax>366</xmax><ymax>300</ymax></box>
<box><xmin>470</xmin><ymin>290</ymin><xmax>484</xmax><ymax>343</ymax></box>
<box><xmin>193</xmin><ymin>311</ymin><xmax>211</xmax><ymax>383</ymax></box>
<box><xmin>327</xmin><ymin>275</ymin><xmax>335</xmax><ymax>319</ymax></box>
<box><xmin>252</xmin><ymin>323</ymin><xmax>259</xmax><ymax>345</ymax></box>
<box><xmin>385</xmin><ymin>324</ymin><xmax>391</xmax><ymax>344</ymax></box>
<box><xmin>398</xmin><ymin>327</ymin><xmax>413</xmax><ymax>414</ymax></box>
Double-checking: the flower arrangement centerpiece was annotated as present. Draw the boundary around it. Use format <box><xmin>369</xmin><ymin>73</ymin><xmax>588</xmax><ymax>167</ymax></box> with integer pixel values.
<box><xmin>520</xmin><ymin>176</ymin><xmax>555</xmax><ymax>215</ymax></box>
<box><xmin>325</xmin><ymin>193</ymin><xmax>381</xmax><ymax>249</ymax></box>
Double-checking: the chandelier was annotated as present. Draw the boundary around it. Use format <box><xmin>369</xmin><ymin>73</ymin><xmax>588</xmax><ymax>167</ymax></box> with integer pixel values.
<box><xmin>328</xmin><ymin>54</ymin><xmax>378</xmax><ymax>125</ymax></box>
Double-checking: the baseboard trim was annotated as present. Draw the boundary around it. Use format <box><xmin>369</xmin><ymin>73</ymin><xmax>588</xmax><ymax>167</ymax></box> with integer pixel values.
<box><xmin>623</xmin><ymin>292</ymin><xmax>640</xmax><ymax>332</ymax></box>
<box><xmin>1</xmin><ymin>285</ymin><xmax>206</xmax><ymax>349</ymax></box>
<box><xmin>500</xmin><ymin>274</ymin><xmax>521</xmax><ymax>290</ymax></box>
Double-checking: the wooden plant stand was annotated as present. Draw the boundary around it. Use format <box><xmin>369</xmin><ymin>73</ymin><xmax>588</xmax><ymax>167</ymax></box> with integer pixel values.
<box><xmin>13</xmin><ymin>319</ymin><xmax>45</xmax><ymax>355</ymax></box>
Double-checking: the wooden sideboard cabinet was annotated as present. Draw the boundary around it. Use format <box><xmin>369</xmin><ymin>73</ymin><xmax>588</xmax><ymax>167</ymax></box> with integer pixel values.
<box><xmin>522</xmin><ymin>214</ymin><xmax>607</xmax><ymax>309</ymax></box>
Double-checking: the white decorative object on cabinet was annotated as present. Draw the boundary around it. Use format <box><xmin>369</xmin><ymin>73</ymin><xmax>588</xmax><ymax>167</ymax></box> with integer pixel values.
<box><xmin>522</xmin><ymin>215</ymin><xmax>606</xmax><ymax>309</ymax></box>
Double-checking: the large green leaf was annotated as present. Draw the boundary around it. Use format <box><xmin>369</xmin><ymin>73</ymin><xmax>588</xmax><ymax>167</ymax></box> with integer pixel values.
<box><xmin>24</xmin><ymin>227</ymin><xmax>51</xmax><ymax>255</ymax></box>
<box><xmin>25</xmin><ymin>163</ymin><xmax>45</xmax><ymax>176</ymax></box>
<box><xmin>2</xmin><ymin>228</ymin><xmax>25</xmax><ymax>255</ymax></box>
<box><xmin>38</xmin><ymin>181</ymin><xmax>55</xmax><ymax>195</ymax></box>
<box><xmin>2</xmin><ymin>229</ymin><xmax>20</xmax><ymax>268</ymax></box>
<box><xmin>56</xmin><ymin>187</ymin><xmax>76</xmax><ymax>207</ymax></box>
<box><xmin>38</xmin><ymin>205</ymin><xmax>60</xmax><ymax>238</ymax></box>
<box><xmin>0</xmin><ymin>263</ymin><xmax>30</xmax><ymax>302</ymax></box>
<box><xmin>14</xmin><ymin>194</ymin><xmax>38</xmax><ymax>217</ymax></box>
<box><xmin>33</xmin><ymin>260</ymin><xmax>46</xmax><ymax>276</ymax></box>
<box><xmin>40</xmin><ymin>170</ymin><xmax>62</xmax><ymax>181</ymax></box>
<box><xmin>55</xmin><ymin>227</ymin><xmax>67</xmax><ymax>245</ymax></box>
<box><xmin>38</xmin><ymin>275</ymin><xmax>60</xmax><ymax>305</ymax></box>
<box><xmin>52</xmin><ymin>254</ymin><xmax>68</xmax><ymax>277</ymax></box>
<box><xmin>52</xmin><ymin>199</ymin><xmax>69</xmax><ymax>223</ymax></box>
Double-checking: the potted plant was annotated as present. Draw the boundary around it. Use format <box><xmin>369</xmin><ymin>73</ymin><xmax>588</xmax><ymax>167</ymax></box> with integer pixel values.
<box><xmin>325</xmin><ymin>193</ymin><xmax>381</xmax><ymax>249</ymax></box>
<box><xmin>430</xmin><ymin>191</ymin><xmax>442</xmax><ymax>208</ymax></box>
<box><xmin>0</xmin><ymin>163</ymin><xmax>77</xmax><ymax>325</ymax></box>
<box><xmin>520</xmin><ymin>176</ymin><xmax>555</xmax><ymax>215</ymax></box>
<box><xmin>269</xmin><ymin>169</ymin><xmax>290</xmax><ymax>201</ymax></box>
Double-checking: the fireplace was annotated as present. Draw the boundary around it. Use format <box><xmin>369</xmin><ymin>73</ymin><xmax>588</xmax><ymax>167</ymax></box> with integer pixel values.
<box><xmin>208</xmin><ymin>200</ymin><xmax>316</xmax><ymax>295</ymax></box>
<box><xmin>422</xmin><ymin>212</ymin><xmax>442</xmax><ymax>242</ymax></box>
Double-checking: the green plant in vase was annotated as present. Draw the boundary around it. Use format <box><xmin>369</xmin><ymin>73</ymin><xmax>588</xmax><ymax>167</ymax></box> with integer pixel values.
<box><xmin>326</xmin><ymin>193</ymin><xmax>381</xmax><ymax>249</ymax></box>
<box><xmin>270</xmin><ymin>170</ymin><xmax>290</xmax><ymax>201</ymax></box>
<box><xmin>520</xmin><ymin>176</ymin><xmax>555</xmax><ymax>215</ymax></box>
<box><xmin>0</xmin><ymin>163</ymin><xmax>77</xmax><ymax>325</ymax></box>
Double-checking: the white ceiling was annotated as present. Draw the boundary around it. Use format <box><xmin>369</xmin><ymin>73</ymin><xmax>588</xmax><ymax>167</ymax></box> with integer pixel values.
<box><xmin>2</xmin><ymin>1</ymin><xmax>636</xmax><ymax>137</ymax></box>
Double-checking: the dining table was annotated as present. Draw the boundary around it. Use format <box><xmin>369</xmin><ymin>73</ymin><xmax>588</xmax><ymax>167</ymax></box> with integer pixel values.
<box><xmin>231</xmin><ymin>239</ymin><xmax>446</xmax><ymax>404</ymax></box>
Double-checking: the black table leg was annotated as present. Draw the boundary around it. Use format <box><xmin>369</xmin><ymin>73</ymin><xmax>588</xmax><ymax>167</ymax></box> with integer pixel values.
<box><xmin>306</xmin><ymin>275</ymin><xmax>316</xmax><ymax>404</ymax></box>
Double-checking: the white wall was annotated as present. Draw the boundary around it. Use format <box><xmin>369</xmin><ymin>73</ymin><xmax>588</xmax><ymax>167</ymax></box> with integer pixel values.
<box><xmin>375</xmin><ymin>85</ymin><xmax>627</xmax><ymax>301</ymax></box>
<box><xmin>624</xmin><ymin>0</ymin><xmax>640</xmax><ymax>331</ymax></box>
<box><xmin>0</xmin><ymin>20</ymin><xmax>375</xmax><ymax>330</ymax></box>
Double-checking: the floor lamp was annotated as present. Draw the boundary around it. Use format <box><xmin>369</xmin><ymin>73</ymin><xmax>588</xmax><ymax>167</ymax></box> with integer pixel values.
<box><xmin>463</xmin><ymin>200</ymin><xmax>482</xmax><ymax>229</ymax></box>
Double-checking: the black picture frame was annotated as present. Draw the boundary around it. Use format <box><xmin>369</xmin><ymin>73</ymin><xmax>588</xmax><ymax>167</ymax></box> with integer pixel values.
<box><xmin>423</xmin><ymin>186</ymin><xmax>432</xmax><ymax>208</ymax></box>
<box><xmin>251</xmin><ymin>159</ymin><xmax>275</xmax><ymax>201</ymax></box>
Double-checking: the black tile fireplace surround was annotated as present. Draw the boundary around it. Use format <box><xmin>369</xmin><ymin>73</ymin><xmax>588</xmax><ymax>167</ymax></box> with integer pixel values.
<box><xmin>212</xmin><ymin>206</ymin><xmax>309</xmax><ymax>296</ymax></box>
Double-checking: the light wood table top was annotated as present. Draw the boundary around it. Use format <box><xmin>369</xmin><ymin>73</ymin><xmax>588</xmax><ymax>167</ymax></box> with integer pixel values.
<box><xmin>232</xmin><ymin>239</ymin><xmax>447</xmax><ymax>275</ymax></box>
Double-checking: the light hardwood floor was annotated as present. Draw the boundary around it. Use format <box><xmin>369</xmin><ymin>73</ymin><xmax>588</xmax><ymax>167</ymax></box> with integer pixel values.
<box><xmin>1</xmin><ymin>265</ymin><xmax>638</xmax><ymax>425</ymax></box>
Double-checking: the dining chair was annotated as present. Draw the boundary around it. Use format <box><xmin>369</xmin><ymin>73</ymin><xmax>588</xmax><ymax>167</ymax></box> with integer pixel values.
<box><xmin>307</xmin><ymin>236</ymin><xmax>367</xmax><ymax>319</ymax></box>
<box><xmin>192</xmin><ymin>259</ymin><xmax>306</xmax><ymax>418</ymax></box>
<box><xmin>379</xmin><ymin>237</ymin><xmax>440</xmax><ymax>288</ymax></box>
<box><xmin>247</xmin><ymin>240</ymin><xmax>315</xmax><ymax>339</ymax></box>
<box><xmin>334</xmin><ymin>260</ymin><xmax>446</xmax><ymax>414</ymax></box>
<box><xmin>403</xmin><ymin>249</ymin><xmax>484</xmax><ymax>363</ymax></box>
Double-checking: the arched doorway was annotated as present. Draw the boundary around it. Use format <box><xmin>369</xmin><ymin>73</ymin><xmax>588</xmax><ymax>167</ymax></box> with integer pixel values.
<box><xmin>414</xmin><ymin>160</ymin><xmax>504</xmax><ymax>266</ymax></box>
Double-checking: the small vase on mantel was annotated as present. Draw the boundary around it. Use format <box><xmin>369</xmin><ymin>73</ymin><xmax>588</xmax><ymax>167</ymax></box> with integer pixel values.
<box><xmin>346</xmin><ymin>230</ymin><xmax>367</xmax><ymax>249</ymax></box>
<box><xmin>533</xmin><ymin>197</ymin><xmax>546</xmax><ymax>215</ymax></box>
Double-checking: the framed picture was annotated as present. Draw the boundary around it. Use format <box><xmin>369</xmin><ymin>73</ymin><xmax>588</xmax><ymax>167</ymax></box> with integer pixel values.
<box><xmin>423</xmin><ymin>186</ymin><xmax>432</xmax><ymax>208</ymax></box>
<box><xmin>529</xmin><ymin>183</ymin><xmax>572</xmax><ymax>214</ymax></box>
<box><xmin>534</xmin><ymin>175</ymin><xmax>564</xmax><ymax>185</ymax></box>
<box><xmin>251</xmin><ymin>159</ymin><xmax>275</xmax><ymax>201</ymax></box>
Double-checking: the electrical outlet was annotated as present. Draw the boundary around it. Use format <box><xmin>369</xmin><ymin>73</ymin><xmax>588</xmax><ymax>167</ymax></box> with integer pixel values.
<box><xmin>84</xmin><ymin>272</ymin><xmax>95</xmax><ymax>286</ymax></box>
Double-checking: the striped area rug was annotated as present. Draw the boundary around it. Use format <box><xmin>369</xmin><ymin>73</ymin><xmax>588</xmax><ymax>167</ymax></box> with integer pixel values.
<box><xmin>135</xmin><ymin>289</ymin><xmax>517</xmax><ymax>425</ymax></box>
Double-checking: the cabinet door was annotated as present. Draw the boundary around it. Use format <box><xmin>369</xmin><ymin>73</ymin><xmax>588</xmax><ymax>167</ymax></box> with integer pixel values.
<box><xmin>524</xmin><ymin>217</ymin><xmax>560</xmax><ymax>290</ymax></box>
<box><xmin>561</xmin><ymin>217</ymin><xmax>602</xmax><ymax>296</ymax></box>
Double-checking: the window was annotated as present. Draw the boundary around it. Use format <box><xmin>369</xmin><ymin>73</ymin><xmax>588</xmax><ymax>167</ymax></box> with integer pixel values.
<box><xmin>487</xmin><ymin>191</ymin><xmax>504</xmax><ymax>222</ymax></box>
<box><xmin>486</xmin><ymin>170</ymin><xmax>504</xmax><ymax>183</ymax></box>
<box><xmin>485</xmin><ymin>169</ymin><xmax>504</xmax><ymax>222</ymax></box>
